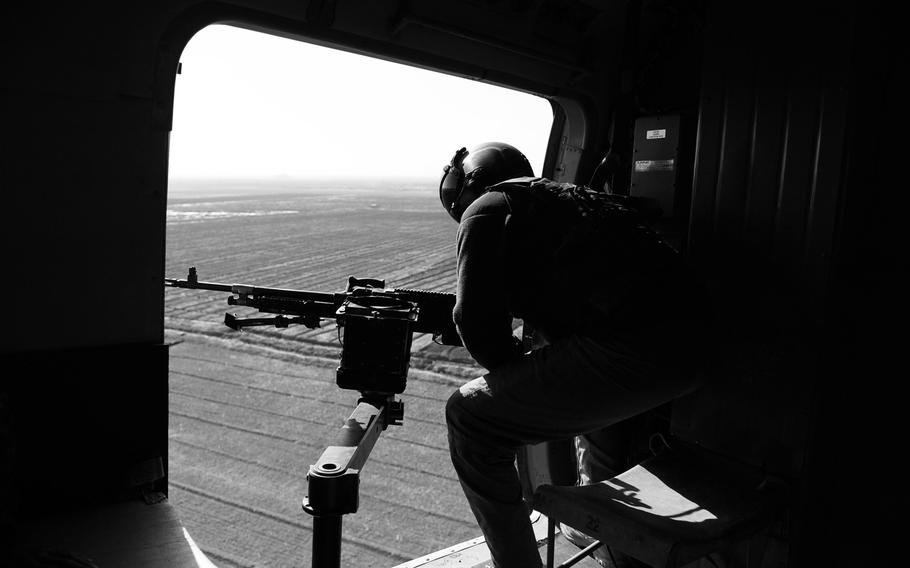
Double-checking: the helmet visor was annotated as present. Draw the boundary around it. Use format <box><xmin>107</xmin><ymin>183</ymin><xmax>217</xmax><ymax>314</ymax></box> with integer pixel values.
<box><xmin>439</xmin><ymin>147</ymin><xmax>469</xmax><ymax>221</ymax></box>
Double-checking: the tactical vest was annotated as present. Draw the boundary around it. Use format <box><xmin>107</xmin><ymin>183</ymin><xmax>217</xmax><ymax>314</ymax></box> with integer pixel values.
<box><xmin>487</xmin><ymin>177</ymin><xmax>700</xmax><ymax>339</ymax></box>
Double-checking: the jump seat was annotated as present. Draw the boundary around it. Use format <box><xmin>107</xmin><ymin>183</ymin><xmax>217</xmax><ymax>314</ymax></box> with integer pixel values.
<box><xmin>530</xmin><ymin>439</ymin><xmax>788</xmax><ymax>567</ymax></box>
<box><xmin>520</xmin><ymin>349</ymin><xmax>808</xmax><ymax>568</ymax></box>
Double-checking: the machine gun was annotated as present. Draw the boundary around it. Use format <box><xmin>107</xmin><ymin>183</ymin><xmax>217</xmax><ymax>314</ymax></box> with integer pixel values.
<box><xmin>164</xmin><ymin>266</ymin><xmax>461</xmax><ymax>568</ymax></box>
<box><xmin>165</xmin><ymin>266</ymin><xmax>461</xmax><ymax>394</ymax></box>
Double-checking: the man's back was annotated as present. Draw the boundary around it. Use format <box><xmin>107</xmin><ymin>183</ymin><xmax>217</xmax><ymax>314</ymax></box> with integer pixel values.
<box><xmin>457</xmin><ymin>177</ymin><xmax>709</xmax><ymax>352</ymax></box>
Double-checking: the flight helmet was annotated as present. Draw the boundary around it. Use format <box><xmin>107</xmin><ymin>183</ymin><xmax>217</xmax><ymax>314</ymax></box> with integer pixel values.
<box><xmin>439</xmin><ymin>142</ymin><xmax>534</xmax><ymax>222</ymax></box>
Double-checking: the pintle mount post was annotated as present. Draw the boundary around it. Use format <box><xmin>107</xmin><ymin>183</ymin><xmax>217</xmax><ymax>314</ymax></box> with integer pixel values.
<box><xmin>302</xmin><ymin>392</ymin><xmax>403</xmax><ymax>568</ymax></box>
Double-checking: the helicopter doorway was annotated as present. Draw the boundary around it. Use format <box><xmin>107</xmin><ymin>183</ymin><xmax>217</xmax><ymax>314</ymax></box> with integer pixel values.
<box><xmin>164</xmin><ymin>23</ymin><xmax>552</xmax><ymax>567</ymax></box>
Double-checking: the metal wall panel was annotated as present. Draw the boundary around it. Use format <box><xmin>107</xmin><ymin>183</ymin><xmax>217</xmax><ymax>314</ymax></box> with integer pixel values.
<box><xmin>743</xmin><ymin>56</ymin><xmax>787</xmax><ymax>265</ymax></box>
<box><xmin>688</xmin><ymin>5</ymin><xmax>850</xmax><ymax>305</ymax></box>
<box><xmin>673</xmin><ymin>8</ymin><xmax>856</xmax><ymax>563</ymax></box>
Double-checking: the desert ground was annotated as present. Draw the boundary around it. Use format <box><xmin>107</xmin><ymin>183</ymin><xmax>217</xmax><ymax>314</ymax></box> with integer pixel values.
<box><xmin>165</xmin><ymin>180</ymin><xmax>493</xmax><ymax>567</ymax></box>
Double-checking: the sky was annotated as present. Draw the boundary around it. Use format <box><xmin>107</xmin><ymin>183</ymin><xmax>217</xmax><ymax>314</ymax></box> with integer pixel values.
<box><xmin>168</xmin><ymin>24</ymin><xmax>554</xmax><ymax>181</ymax></box>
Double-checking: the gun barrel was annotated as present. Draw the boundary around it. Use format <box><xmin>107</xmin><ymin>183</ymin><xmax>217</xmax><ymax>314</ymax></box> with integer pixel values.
<box><xmin>164</xmin><ymin>277</ymin><xmax>232</xmax><ymax>292</ymax></box>
<box><xmin>230</xmin><ymin>284</ymin><xmax>339</xmax><ymax>304</ymax></box>
<box><xmin>164</xmin><ymin>275</ymin><xmax>339</xmax><ymax>304</ymax></box>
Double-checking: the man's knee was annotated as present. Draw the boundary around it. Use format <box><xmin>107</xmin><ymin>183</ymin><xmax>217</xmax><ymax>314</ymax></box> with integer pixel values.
<box><xmin>444</xmin><ymin>388</ymin><xmax>462</xmax><ymax>433</ymax></box>
<box><xmin>444</xmin><ymin>386</ymin><xmax>471</xmax><ymax>439</ymax></box>
<box><xmin>445</xmin><ymin>377</ymin><xmax>490</xmax><ymax>440</ymax></box>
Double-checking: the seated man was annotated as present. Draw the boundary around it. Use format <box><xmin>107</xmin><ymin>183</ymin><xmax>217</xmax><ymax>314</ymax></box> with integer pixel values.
<box><xmin>439</xmin><ymin>142</ymin><xmax>711</xmax><ymax>568</ymax></box>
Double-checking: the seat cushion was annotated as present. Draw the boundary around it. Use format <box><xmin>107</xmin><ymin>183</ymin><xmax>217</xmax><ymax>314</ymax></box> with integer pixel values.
<box><xmin>533</xmin><ymin>445</ymin><xmax>787</xmax><ymax>567</ymax></box>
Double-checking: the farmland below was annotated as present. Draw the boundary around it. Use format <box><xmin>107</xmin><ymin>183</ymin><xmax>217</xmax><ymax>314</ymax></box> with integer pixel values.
<box><xmin>165</xmin><ymin>178</ymin><xmax>491</xmax><ymax>567</ymax></box>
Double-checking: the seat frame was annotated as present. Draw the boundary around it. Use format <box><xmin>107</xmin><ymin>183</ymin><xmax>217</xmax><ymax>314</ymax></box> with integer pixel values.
<box><xmin>519</xmin><ymin>436</ymin><xmax>789</xmax><ymax>568</ymax></box>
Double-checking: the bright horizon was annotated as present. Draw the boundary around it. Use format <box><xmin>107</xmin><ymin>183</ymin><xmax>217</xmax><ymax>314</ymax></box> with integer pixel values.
<box><xmin>168</xmin><ymin>24</ymin><xmax>554</xmax><ymax>182</ymax></box>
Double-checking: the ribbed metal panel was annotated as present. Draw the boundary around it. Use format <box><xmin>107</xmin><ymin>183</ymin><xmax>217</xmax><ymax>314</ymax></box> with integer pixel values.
<box><xmin>672</xmin><ymin>1</ymin><xmax>855</xmax><ymax>482</ymax></box>
<box><xmin>688</xmin><ymin>4</ymin><xmax>851</xmax><ymax>313</ymax></box>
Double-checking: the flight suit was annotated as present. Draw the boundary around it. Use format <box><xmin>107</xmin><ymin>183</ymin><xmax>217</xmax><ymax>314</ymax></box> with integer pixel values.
<box><xmin>445</xmin><ymin>178</ymin><xmax>710</xmax><ymax>568</ymax></box>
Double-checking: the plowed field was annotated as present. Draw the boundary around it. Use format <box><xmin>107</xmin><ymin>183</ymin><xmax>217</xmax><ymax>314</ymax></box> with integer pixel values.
<box><xmin>165</xmin><ymin>180</ymin><xmax>497</xmax><ymax>567</ymax></box>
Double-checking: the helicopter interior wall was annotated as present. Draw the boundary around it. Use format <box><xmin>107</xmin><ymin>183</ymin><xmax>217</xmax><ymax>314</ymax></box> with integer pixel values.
<box><xmin>4</xmin><ymin>344</ymin><xmax>169</xmax><ymax>517</ymax></box>
<box><xmin>678</xmin><ymin>3</ymin><xmax>904</xmax><ymax>566</ymax></box>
